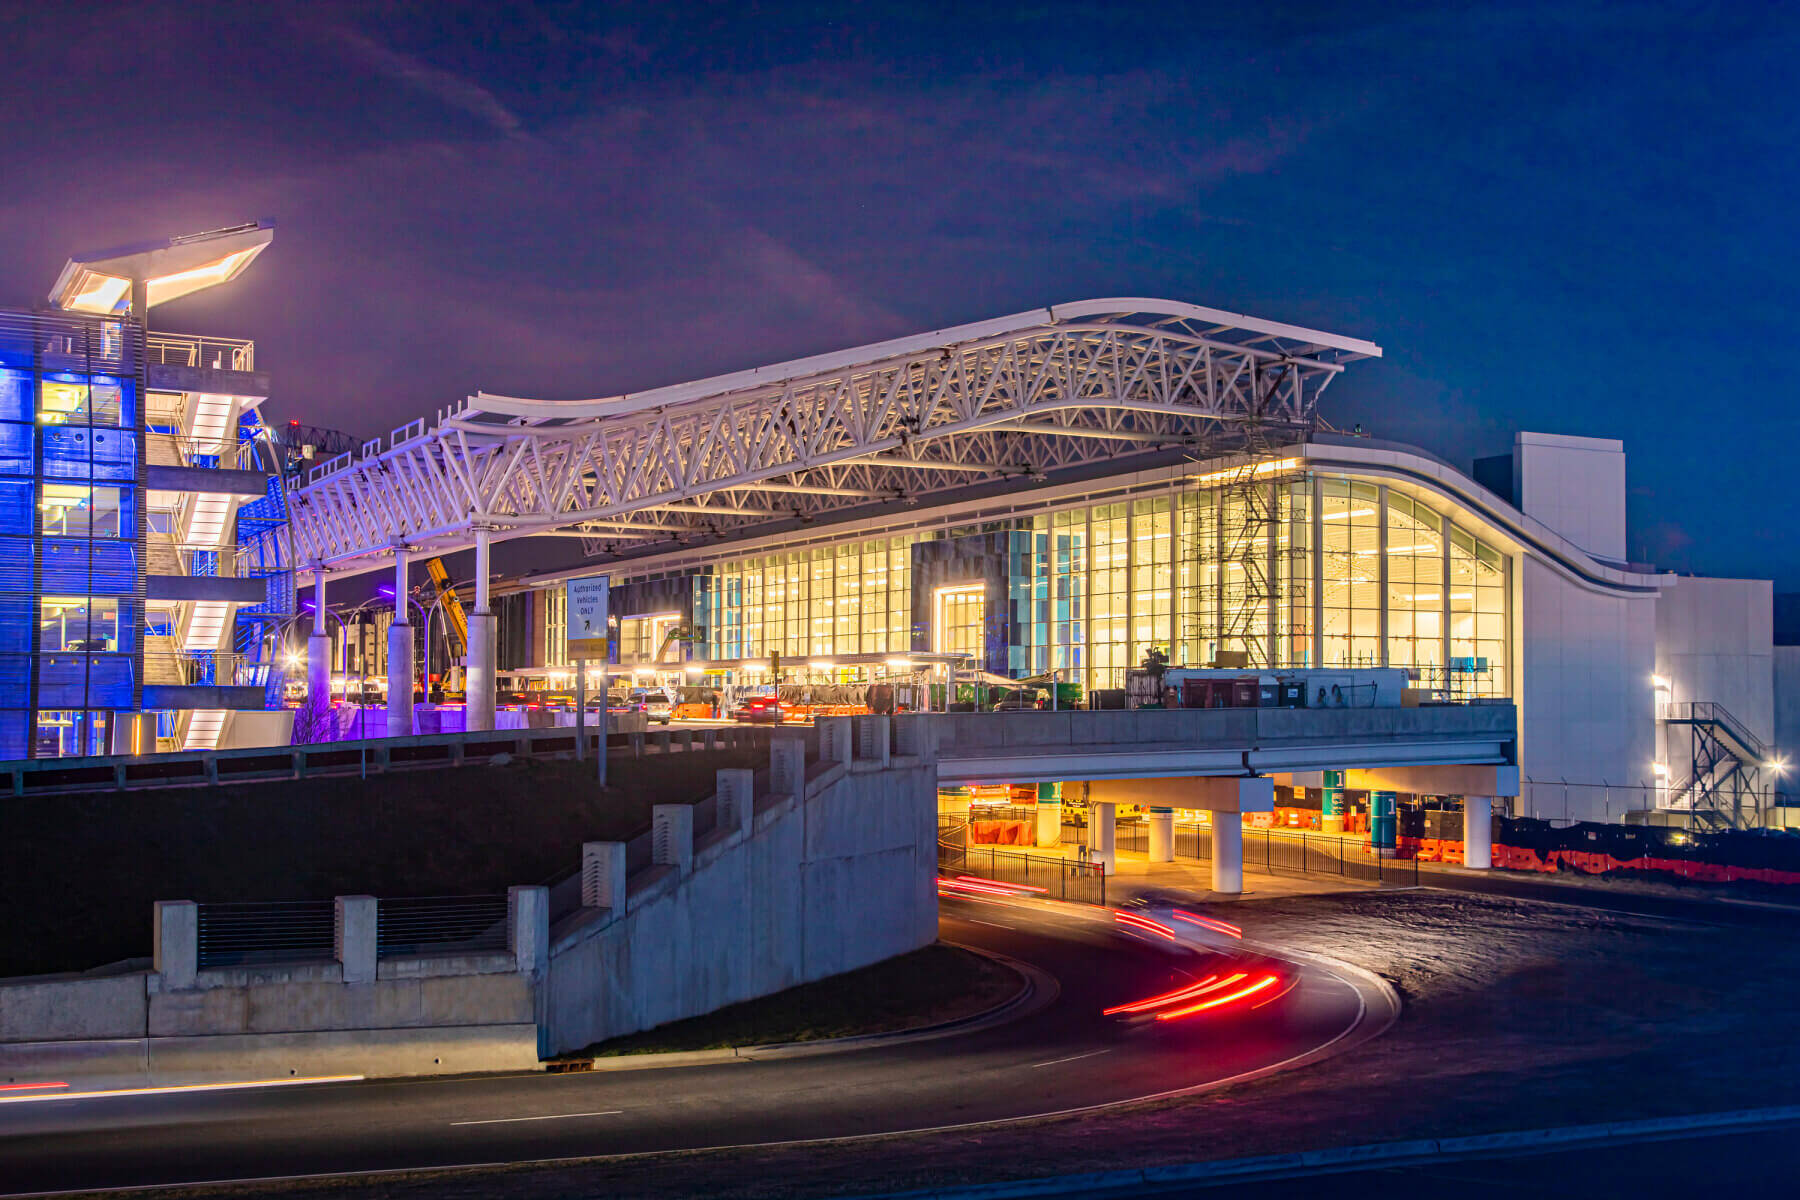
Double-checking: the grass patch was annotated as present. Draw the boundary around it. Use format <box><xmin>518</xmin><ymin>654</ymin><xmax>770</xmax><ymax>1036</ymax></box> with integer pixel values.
<box><xmin>560</xmin><ymin>943</ymin><xmax>1022</xmax><ymax>1059</ymax></box>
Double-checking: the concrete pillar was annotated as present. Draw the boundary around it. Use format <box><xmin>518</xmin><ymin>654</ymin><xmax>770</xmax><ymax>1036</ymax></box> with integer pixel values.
<box><xmin>335</xmin><ymin>895</ymin><xmax>377</xmax><ymax>984</ymax></box>
<box><xmin>1035</xmin><ymin>782</ymin><xmax>1062</xmax><ymax>849</ymax></box>
<box><xmin>1090</xmin><ymin>801</ymin><xmax>1116</xmax><ymax>873</ymax></box>
<box><xmin>153</xmin><ymin>900</ymin><xmax>198</xmax><ymax>990</ymax></box>
<box><xmin>1148</xmin><ymin>807</ymin><xmax>1175</xmax><ymax>863</ymax></box>
<box><xmin>1370</xmin><ymin>790</ymin><xmax>1397</xmax><ymax>855</ymax></box>
<box><xmin>819</xmin><ymin>716</ymin><xmax>854</xmax><ymax>769</ymax></box>
<box><xmin>1322</xmin><ymin>768</ymin><xmax>1346</xmax><ymax>834</ymax></box>
<box><xmin>306</xmin><ymin>630</ymin><xmax>334</xmax><ymax>707</ymax></box>
<box><xmin>1464</xmin><ymin>796</ymin><xmax>1493</xmax><ymax>869</ymax></box>
<box><xmin>386</xmin><ymin>627</ymin><xmax>413</xmax><ymax>738</ymax></box>
<box><xmin>770</xmin><ymin>737</ymin><xmax>805</xmax><ymax>798</ymax></box>
<box><xmin>581</xmin><ymin>841</ymin><xmax>627</xmax><ymax>910</ymax></box>
<box><xmin>1212</xmin><ymin>817</ymin><xmax>1244</xmax><ymax>894</ymax></box>
<box><xmin>653</xmin><ymin>804</ymin><xmax>694</xmax><ymax>875</ymax></box>
<box><xmin>386</xmin><ymin>550</ymin><xmax>413</xmax><ymax>737</ymax></box>
<box><xmin>508</xmin><ymin>885</ymin><xmax>549</xmax><ymax>977</ymax></box>
<box><xmin>854</xmin><ymin>714</ymin><xmax>891</xmax><ymax>767</ymax></box>
<box><xmin>466</xmin><ymin>528</ymin><xmax>496</xmax><ymax>732</ymax></box>
<box><xmin>717</xmin><ymin>768</ymin><xmax>755</xmax><ymax>837</ymax></box>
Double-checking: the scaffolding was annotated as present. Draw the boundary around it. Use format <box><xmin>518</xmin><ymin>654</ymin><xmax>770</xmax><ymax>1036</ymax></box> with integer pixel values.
<box><xmin>1177</xmin><ymin>418</ymin><xmax>1312</xmax><ymax>670</ymax></box>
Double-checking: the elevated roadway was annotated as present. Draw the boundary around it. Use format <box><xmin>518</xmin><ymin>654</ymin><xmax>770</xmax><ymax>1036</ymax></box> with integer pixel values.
<box><xmin>926</xmin><ymin>705</ymin><xmax>1517</xmax><ymax>786</ymax></box>
<box><xmin>0</xmin><ymin>899</ymin><xmax>1387</xmax><ymax>1196</ymax></box>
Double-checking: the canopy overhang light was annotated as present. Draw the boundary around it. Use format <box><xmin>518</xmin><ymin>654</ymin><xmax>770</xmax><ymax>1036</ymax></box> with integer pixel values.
<box><xmin>49</xmin><ymin>221</ymin><xmax>274</xmax><ymax>315</ymax></box>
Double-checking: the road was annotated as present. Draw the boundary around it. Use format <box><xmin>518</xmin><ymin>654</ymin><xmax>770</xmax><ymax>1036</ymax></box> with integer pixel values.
<box><xmin>0</xmin><ymin>898</ymin><xmax>1379</xmax><ymax>1196</ymax></box>
<box><xmin>1080</xmin><ymin>1123</ymin><xmax>1800</xmax><ymax>1199</ymax></box>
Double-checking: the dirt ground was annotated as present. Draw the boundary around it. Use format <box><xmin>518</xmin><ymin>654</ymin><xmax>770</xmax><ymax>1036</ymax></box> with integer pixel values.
<box><xmin>141</xmin><ymin>886</ymin><xmax>1800</xmax><ymax>1199</ymax></box>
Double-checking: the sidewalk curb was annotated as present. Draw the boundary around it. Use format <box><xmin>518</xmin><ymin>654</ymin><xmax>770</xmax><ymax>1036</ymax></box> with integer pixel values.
<box><xmin>846</xmin><ymin>1105</ymin><xmax>1800</xmax><ymax>1199</ymax></box>
<box><xmin>560</xmin><ymin>942</ymin><xmax>1055</xmax><ymax>1073</ymax></box>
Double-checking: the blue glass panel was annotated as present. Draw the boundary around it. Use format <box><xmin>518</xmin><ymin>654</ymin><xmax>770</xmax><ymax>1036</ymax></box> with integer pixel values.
<box><xmin>0</xmin><ymin>710</ymin><xmax>26</xmax><ymax>762</ymax></box>
<box><xmin>0</xmin><ymin>653</ymin><xmax>27</xmax><ymax>694</ymax></box>
<box><xmin>0</xmin><ymin>537</ymin><xmax>31</xmax><ymax>591</ymax></box>
<box><xmin>90</xmin><ymin>428</ymin><xmax>136</xmax><ymax>481</ymax></box>
<box><xmin>87</xmin><ymin>654</ymin><xmax>134</xmax><ymax>706</ymax></box>
<box><xmin>0</xmin><ymin>597</ymin><xmax>29</xmax><ymax>653</ymax></box>
<box><xmin>0</xmin><ymin>480</ymin><xmax>29</xmax><ymax>534</ymax></box>
<box><xmin>34</xmin><ymin>655</ymin><xmax>86</xmax><ymax>707</ymax></box>
<box><xmin>89</xmin><ymin>541</ymin><xmax>136</xmax><ymax>593</ymax></box>
<box><xmin>0</xmin><ymin>369</ymin><xmax>29</xmax><ymax>423</ymax></box>
<box><xmin>0</xmin><ymin>422</ymin><xmax>30</xmax><ymax>477</ymax></box>
<box><xmin>39</xmin><ymin>539</ymin><xmax>89</xmax><ymax>592</ymax></box>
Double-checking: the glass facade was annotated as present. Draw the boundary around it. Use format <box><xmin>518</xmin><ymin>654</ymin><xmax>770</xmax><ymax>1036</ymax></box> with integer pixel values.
<box><xmin>624</xmin><ymin>469</ymin><xmax>1511</xmax><ymax>700</ymax></box>
<box><xmin>698</xmin><ymin>537</ymin><xmax>913</xmax><ymax>661</ymax></box>
<box><xmin>0</xmin><ymin>312</ymin><xmax>144</xmax><ymax>759</ymax></box>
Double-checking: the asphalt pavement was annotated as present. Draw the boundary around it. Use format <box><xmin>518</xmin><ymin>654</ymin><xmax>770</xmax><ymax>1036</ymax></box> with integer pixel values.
<box><xmin>0</xmin><ymin>898</ymin><xmax>1377</xmax><ymax>1196</ymax></box>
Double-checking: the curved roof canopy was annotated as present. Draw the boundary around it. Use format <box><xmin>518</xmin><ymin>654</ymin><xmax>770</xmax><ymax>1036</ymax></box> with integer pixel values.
<box><xmin>49</xmin><ymin>220</ymin><xmax>274</xmax><ymax>314</ymax></box>
<box><xmin>290</xmin><ymin>298</ymin><xmax>1381</xmax><ymax>574</ymax></box>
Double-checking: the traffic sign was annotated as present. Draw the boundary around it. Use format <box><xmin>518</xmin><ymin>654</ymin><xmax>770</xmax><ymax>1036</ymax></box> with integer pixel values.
<box><xmin>566</xmin><ymin>574</ymin><xmax>610</xmax><ymax>659</ymax></box>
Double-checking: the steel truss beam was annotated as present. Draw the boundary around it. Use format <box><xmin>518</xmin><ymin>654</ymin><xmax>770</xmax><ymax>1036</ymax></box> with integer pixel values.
<box><xmin>287</xmin><ymin>299</ymin><xmax>1379</xmax><ymax>573</ymax></box>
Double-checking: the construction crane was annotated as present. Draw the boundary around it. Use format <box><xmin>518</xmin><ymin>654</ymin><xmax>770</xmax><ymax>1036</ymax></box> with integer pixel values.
<box><xmin>424</xmin><ymin>557</ymin><xmax>468</xmax><ymax>659</ymax></box>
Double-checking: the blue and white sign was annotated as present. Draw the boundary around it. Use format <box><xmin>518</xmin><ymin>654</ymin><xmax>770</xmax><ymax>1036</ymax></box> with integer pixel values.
<box><xmin>565</xmin><ymin>574</ymin><xmax>610</xmax><ymax>659</ymax></box>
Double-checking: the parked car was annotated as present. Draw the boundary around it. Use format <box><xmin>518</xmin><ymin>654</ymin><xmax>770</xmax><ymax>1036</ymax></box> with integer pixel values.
<box><xmin>637</xmin><ymin>689</ymin><xmax>673</xmax><ymax>725</ymax></box>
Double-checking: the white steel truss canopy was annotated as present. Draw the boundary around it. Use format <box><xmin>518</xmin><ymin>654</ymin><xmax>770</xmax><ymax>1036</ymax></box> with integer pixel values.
<box><xmin>289</xmin><ymin>298</ymin><xmax>1381</xmax><ymax>575</ymax></box>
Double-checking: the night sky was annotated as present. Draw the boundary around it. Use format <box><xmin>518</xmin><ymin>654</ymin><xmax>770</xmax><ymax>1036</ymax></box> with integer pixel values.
<box><xmin>5</xmin><ymin>3</ymin><xmax>1795</xmax><ymax>583</ymax></box>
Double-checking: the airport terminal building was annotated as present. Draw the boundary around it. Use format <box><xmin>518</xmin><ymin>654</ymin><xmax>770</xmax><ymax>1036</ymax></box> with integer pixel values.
<box><xmin>1</xmin><ymin>250</ymin><xmax>1785</xmax><ymax>834</ymax></box>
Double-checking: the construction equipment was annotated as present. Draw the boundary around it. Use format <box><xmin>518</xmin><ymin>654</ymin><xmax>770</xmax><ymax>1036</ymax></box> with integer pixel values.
<box><xmin>424</xmin><ymin>557</ymin><xmax>468</xmax><ymax>658</ymax></box>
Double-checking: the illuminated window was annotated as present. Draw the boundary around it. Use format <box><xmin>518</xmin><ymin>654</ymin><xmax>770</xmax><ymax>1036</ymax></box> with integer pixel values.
<box><xmin>38</xmin><ymin>376</ymin><xmax>125</xmax><ymax>427</ymax></box>
<box><xmin>38</xmin><ymin>596</ymin><xmax>122</xmax><ymax>652</ymax></box>
<box><xmin>39</xmin><ymin>483</ymin><xmax>125</xmax><ymax>538</ymax></box>
<box><xmin>1385</xmin><ymin>493</ymin><xmax>1445</xmax><ymax>671</ymax></box>
<box><xmin>933</xmin><ymin>584</ymin><xmax>985</xmax><ymax>660</ymax></box>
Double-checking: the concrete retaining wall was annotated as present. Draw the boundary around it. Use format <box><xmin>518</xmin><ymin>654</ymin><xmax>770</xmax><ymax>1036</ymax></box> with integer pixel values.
<box><xmin>543</xmin><ymin>724</ymin><xmax>938</xmax><ymax>1055</ymax></box>
<box><xmin>1</xmin><ymin>716</ymin><xmax>939</xmax><ymax>1080</ymax></box>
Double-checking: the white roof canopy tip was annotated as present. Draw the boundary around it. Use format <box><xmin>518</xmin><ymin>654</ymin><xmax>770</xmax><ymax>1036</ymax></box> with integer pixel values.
<box><xmin>289</xmin><ymin>298</ymin><xmax>1381</xmax><ymax>574</ymax></box>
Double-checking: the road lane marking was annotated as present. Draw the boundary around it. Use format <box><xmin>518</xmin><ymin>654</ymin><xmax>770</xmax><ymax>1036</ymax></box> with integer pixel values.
<box><xmin>958</xmin><ymin>918</ymin><xmax>1010</xmax><ymax>929</ymax></box>
<box><xmin>1028</xmin><ymin>1049</ymin><xmax>1110</xmax><ymax>1069</ymax></box>
<box><xmin>0</xmin><ymin>1075</ymin><xmax>363</xmax><ymax>1105</ymax></box>
<box><xmin>451</xmin><ymin>1110</ymin><xmax>623</xmax><ymax>1126</ymax></box>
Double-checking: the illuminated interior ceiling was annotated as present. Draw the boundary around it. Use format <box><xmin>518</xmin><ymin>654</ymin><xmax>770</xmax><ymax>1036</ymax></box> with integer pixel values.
<box><xmin>288</xmin><ymin>297</ymin><xmax>1382</xmax><ymax>576</ymax></box>
<box><xmin>48</xmin><ymin>221</ymin><xmax>274</xmax><ymax>314</ymax></box>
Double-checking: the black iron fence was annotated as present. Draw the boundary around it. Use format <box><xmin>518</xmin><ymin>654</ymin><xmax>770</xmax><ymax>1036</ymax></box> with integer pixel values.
<box><xmin>196</xmin><ymin>900</ymin><xmax>335</xmax><ymax>968</ymax></box>
<box><xmin>375</xmin><ymin>895</ymin><xmax>510</xmax><ymax>958</ymax></box>
<box><xmin>938</xmin><ymin>841</ymin><xmax>1106</xmax><ymax>906</ymax></box>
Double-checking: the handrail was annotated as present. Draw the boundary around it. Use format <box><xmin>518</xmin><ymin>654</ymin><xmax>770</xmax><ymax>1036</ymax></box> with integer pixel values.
<box><xmin>145</xmin><ymin>331</ymin><xmax>255</xmax><ymax>372</ymax></box>
<box><xmin>1661</xmin><ymin>700</ymin><xmax>1769</xmax><ymax>759</ymax></box>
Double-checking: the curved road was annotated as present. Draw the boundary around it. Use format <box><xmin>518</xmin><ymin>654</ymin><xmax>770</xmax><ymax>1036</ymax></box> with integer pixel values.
<box><xmin>0</xmin><ymin>897</ymin><xmax>1384</xmax><ymax>1196</ymax></box>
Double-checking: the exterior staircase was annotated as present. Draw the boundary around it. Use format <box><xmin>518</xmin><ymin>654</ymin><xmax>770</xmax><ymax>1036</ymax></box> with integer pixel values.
<box><xmin>1660</xmin><ymin>701</ymin><xmax>1772</xmax><ymax>831</ymax></box>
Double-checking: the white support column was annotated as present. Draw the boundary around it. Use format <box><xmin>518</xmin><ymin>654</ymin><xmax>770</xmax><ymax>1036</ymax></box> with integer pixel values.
<box><xmin>1090</xmin><ymin>801</ymin><xmax>1116</xmax><ymax>873</ymax></box>
<box><xmin>1212</xmin><ymin>816</ymin><xmax>1244</xmax><ymax>894</ymax></box>
<box><xmin>581</xmin><ymin>841</ymin><xmax>627</xmax><ymax>910</ymax></box>
<box><xmin>653</xmin><ymin>804</ymin><xmax>694</xmax><ymax>876</ymax></box>
<box><xmin>1035</xmin><ymin>795</ymin><xmax>1063</xmax><ymax>848</ymax></box>
<box><xmin>308</xmin><ymin>566</ymin><xmax>331</xmax><ymax>709</ymax></box>
<box><xmin>508</xmin><ymin>885</ymin><xmax>549</xmax><ymax>977</ymax></box>
<box><xmin>153</xmin><ymin>900</ymin><xmax>198</xmax><ymax>991</ymax></box>
<box><xmin>1148</xmin><ymin>807</ymin><xmax>1175</xmax><ymax>863</ymax></box>
<box><xmin>1464</xmin><ymin>796</ymin><xmax>1493</xmax><ymax>869</ymax></box>
<box><xmin>466</xmin><ymin>529</ymin><xmax>496</xmax><ymax>732</ymax></box>
<box><xmin>334</xmin><ymin>895</ymin><xmax>377</xmax><ymax>984</ymax></box>
<box><xmin>386</xmin><ymin>548</ymin><xmax>413</xmax><ymax>738</ymax></box>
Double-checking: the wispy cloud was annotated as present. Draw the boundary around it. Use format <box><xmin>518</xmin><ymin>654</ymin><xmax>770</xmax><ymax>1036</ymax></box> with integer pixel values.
<box><xmin>324</xmin><ymin>24</ymin><xmax>530</xmax><ymax>140</ymax></box>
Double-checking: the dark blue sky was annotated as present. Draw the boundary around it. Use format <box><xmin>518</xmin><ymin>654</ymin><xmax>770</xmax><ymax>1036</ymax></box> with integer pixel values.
<box><xmin>4</xmin><ymin>2</ymin><xmax>1795</xmax><ymax>581</ymax></box>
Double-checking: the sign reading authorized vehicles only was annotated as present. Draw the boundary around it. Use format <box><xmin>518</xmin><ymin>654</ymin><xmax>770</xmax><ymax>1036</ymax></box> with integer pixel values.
<box><xmin>566</xmin><ymin>573</ymin><xmax>610</xmax><ymax>659</ymax></box>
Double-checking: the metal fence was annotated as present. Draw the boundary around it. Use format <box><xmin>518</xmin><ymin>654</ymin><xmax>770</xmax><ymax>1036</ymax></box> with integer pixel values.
<box><xmin>938</xmin><ymin>840</ymin><xmax>1106</xmax><ymax>906</ymax></box>
<box><xmin>196</xmin><ymin>900</ymin><xmax>335</xmax><ymax>968</ymax></box>
<box><xmin>375</xmin><ymin>895</ymin><xmax>510</xmax><ymax>958</ymax></box>
<box><xmin>1188</xmin><ymin>823</ymin><xmax>1418</xmax><ymax>885</ymax></box>
<box><xmin>1070</xmin><ymin>817</ymin><xmax>1417</xmax><ymax>885</ymax></box>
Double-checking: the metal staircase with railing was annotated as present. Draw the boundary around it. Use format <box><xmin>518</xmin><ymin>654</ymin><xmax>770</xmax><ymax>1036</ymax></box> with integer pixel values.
<box><xmin>1660</xmin><ymin>701</ymin><xmax>1774</xmax><ymax>831</ymax></box>
<box><xmin>143</xmin><ymin>340</ymin><xmax>279</xmax><ymax>752</ymax></box>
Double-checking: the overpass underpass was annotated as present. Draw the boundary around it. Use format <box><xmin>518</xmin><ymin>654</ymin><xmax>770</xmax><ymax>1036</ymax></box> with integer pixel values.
<box><xmin>921</xmin><ymin>705</ymin><xmax>1517</xmax><ymax>893</ymax></box>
